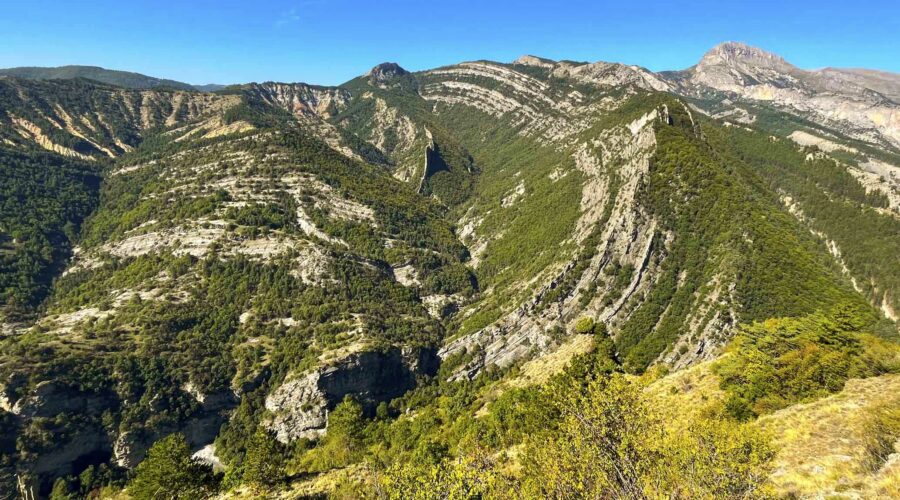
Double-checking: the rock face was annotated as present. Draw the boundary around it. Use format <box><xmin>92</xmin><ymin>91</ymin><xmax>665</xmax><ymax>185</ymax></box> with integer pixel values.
<box><xmin>113</xmin><ymin>386</ymin><xmax>237</xmax><ymax>468</ymax></box>
<box><xmin>669</xmin><ymin>42</ymin><xmax>900</xmax><ymax>149</ymax></box>
<box><xmin>3</xmin><ymin>382</ymin><xmax>118</xmax><ymax>484</ymax></box>
<box><xmin>30</xmin><ymin>425</ymin><xmax>110</xmax><ymax>477</ymax></box>
<box><xmin>513</xmin><ymin>54</ymin><xmax>671</xmax><ymax>92</ymax></box>
<box><xmin>113</xmin><ymin>409</ymin><xmax>231</xmax><ymax>468</ymax></box>
<box><xmin>265</xmin><ymin>348</ymin><xmax>437</xmax><ymax>442</ymax></box>
<box><xmin>2</xmin><ymin>379</ymin><xmax>238</xmax><ymax>487</ymax></box>
<box><xmin>691</xmin><ymin>41</ymin><xmax>799</xmax><ymax>90</ymax></box>
<box><xmin>246</xmin><ymin>82</ymin><xmax>350</xmax><ymax>119</ymax></box>
<box><xmin>416</xmin><ymin>128</ymin><xmax>450</xmax><ymax>193</ymax></box>
<box><xmin>368</xmin><ymin>62</ymin><xmax>409</xmax><ymax>85</ymax></box>
<box><xmin>8</xmin><ymin>381</ymin><xmax>116</xmax><ymax>418</ymax></box>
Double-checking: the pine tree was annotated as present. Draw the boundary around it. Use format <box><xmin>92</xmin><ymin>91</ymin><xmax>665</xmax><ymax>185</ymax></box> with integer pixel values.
<box><xmin>49</xmin><ymin>478</ymin><xmax>75</xmax><ymax>500</ymax></box>
<box><xmin>242</xmin><ymin>427</ymin><xmax>285</xmax><ymax>490</ymax></box>
<box><xmin>128</xmin><ymin>433</ymin><xmax>217</xmax><ymax>499</ymax></box>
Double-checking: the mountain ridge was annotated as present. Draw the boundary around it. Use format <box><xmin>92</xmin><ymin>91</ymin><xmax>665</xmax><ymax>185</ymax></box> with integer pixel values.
<box><xmin>1</xmin><ymin>42</ymin><xmax>898</xmax><ymax>498</ymax></box>
<box><xmin>0</xmin><ymin>64</ymin><xmax>224</xmax><ymax>92</ymax></box>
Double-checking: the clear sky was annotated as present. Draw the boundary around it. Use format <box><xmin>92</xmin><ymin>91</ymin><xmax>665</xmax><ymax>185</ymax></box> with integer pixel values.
<box><xmin>1</xmin><ymin>0</ymin><xmax>897</xmax><ymax>86</ymax></box>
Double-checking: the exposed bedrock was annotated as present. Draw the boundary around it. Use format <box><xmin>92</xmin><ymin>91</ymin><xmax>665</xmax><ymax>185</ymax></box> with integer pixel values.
<box><xmin>265</xmin><ymin>347</ymin><xmax>438</xmax><ymax>443</ymax></box>
<box><xmin>2</xmin><ymin>379</ymin><xmax>238</xmax><ymax>490</ymax></box>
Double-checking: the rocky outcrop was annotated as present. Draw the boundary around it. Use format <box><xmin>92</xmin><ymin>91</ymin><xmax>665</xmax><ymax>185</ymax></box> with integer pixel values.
<box><xmin>113</xmin><ymin>408</ymin><xmax>231</xmax><ymax>468</ymax></box>
<box><xmin>3</xmin><ymin>378</ymin><xmax>239</xmax><ymax>489</ymax></box>
<box><xmin>552</xmin><ymin>60</ymin><xmax>672</xmax><ymax>92</ymax></box>
<box><xmin>368</xmin><ymin>62</ymin><xmax>409</xmax><ymax>86</ymax></box>
<box><xmin>416</xmin><ymin>129</ymin><xmax>451</xmax><ymax>194</ymax></box>
<box><xmin>5</xmin><ymin>381</ymin><xmax>116</xmax><ymax>418</ymax></box>
<box><xmin>30</xmin><ymin>425</ymin><xmax>110</xmax><ymax>477</ymax></box>
<box><xmin>247</xmin><ymin>82</ymin><xmax>350</xmax><ymax>119</ymax></box>
<box><xmin>113</xmin><ymin>385</ymin><xmax>237</xmax><ymax>468</ymax></box>
<box><xmin>264</xmin><ymin>347</ymin><xmax>437</xmax><ymax>442</ymax></box>
<box><xmin>669</xmin><ymin>42</ymin><xmax>900</xmax><ymax>149</ymax></box>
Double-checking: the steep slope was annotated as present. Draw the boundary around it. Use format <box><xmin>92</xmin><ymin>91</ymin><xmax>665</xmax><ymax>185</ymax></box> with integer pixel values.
<box><xmin>0</xmin><ymin>77</ymin><xmax>239</xmax><ymax>160</ymax></box>
<box><xmin>704</xmin><ymin>125</ymin><xmax>900</xmax><ymax>320</ymax></box>
<box><xmin>0</xmin><ymin>94</ymin><xmax>474</xmax><ymax>495</ymax></box>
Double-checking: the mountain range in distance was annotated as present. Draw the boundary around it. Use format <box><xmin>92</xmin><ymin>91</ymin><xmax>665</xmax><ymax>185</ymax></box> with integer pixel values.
<box><xmin>0</xmin><ymin>64</ymin><xmax>226</xmax><ymax>92</ymax></box>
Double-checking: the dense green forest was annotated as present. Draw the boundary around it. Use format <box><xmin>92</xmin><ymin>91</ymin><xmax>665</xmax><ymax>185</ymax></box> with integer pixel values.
<box><xmin>705</xmin><ymin>125</ymin><xmax>900</xmax><ymax>316</ymax></box>
<box><xmin>0</xmin><ymin>65</ymin><xmax>199</xmax><ymax>91</ymax></box>
<box><xmin>0</xmin><ymin>148</ymin><xmax>100</xmax><ymax>318</ymax></box>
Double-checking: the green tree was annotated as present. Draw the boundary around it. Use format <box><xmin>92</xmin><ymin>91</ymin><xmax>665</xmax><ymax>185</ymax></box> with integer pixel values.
<box><xmin>127</xmin><ymin>433</ymin><xmax>218</xmax><ymax>499</ymax></box>
<box><xmin>329</xmin><ymin>395</ymin><xmax>366</xmax><ymax>442</ymax></box>
<box><xmin>299</xmin><ymin>396</ymin><xmax>368</xmax><ymax>472</ymax></box>
<box><xmin>49</xmin><ymin>478</ymin><xmax>76</xmax><ymax>500</ymax></box>
<box><xmin>574</xmin><ymin>317</ymin><xmax>596</xmax><ymax>334</ymax></box>
<box><xmin>242</xmin><ymin>427</ymin><xmax>285</xmax><ymax>490</ymax></box>
<box><xmin>381</xmin><ymin>448</ymin><xmax>511</xmax><ymax>500</ymax></box>
<box><xmin>574</xmin><ymin>316</ymin><xmax>608</xmax><ymax>336</ymax></box>
<box><xmin>716</xmin><ymin>304</ymin><xmax>899</xmax><ymax>419</ymax></box>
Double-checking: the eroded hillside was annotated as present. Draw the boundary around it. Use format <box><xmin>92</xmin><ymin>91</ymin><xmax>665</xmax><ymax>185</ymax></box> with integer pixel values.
<box><xmin>1</xmin><ymin>45</ymin><xmax>899</xmax><ymax>498</ymax></box>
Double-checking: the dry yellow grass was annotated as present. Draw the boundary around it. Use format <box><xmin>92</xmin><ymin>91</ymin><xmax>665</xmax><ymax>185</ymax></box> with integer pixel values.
<box><xmin>758</xmin><ymin>374</ymin><xmax>900</xmax><ymax>499</ymax></box>
<box><xmin>474</xmin><ymin>334</ymin><xmax>595</xmax><ymax>417</ymax></box>
<box><xmin>644</xmin><ymin>358</ymin><xmax>726</xmax><ymax>431</ymax></box>
<box><xmin>507</xmin><ymin>334</ymin><xmax>595</xmax><ymax>388</ymax></box>
<box><xmin>645</xmin><ymin>360</ymin><xmax>900</xmax><ymax>498</ymax></box>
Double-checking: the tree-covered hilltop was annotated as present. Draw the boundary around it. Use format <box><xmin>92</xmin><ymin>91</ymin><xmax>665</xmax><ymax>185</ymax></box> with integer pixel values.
<box><xmin>0</xmin><ymin>65</ymin><xmax>200</xmax><ymax>91</ymax></box>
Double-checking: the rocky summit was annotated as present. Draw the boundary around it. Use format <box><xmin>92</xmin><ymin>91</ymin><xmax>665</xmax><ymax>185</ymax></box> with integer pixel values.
<box><xmin>1</xmin><ymin>42</ymin><xmax>899</xmax><ymax>499</ymax></box>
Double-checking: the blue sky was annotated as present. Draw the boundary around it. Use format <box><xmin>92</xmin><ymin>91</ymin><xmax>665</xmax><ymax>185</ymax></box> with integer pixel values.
<box><xmin>1</xmin><ymin>0</ymin><xmax>897</xmax><ymax>85</ymax></box>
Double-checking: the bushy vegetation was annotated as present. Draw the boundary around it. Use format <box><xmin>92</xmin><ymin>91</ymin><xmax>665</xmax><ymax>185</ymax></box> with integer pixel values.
<box><xmin>518</xmin><ymin>374</ymin><xmax>774</xmax><ymax>499</ymax></box>
<box><xmin>716</xmin><ymin>304</ymin><xmax>900</xmax><ymax>419</ymax></box>
<box><xmin>861</xmin><ymin>402</ymin><xmax>900</xmax><ymax>472</ymax></box>
<box><xmin>127</xmin><ymin>433</ymin><xmax>219</xmax><ymax>499</ymax></box>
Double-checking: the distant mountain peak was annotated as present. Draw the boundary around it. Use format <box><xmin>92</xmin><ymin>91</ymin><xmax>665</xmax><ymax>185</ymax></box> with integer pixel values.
<box><xmin>368</xmin><ymin>62</ymin><xmax>408</xmax><ymax>82</ymax></box>
<box><xmin>700</xmin><ymin>42</ymin><xmax>793</xmax><ymax>68</ymax></box>
<box><xmin>699</xmin><ymin>41</ymin><xmax>794</xmax><ymax>71</ymax></box>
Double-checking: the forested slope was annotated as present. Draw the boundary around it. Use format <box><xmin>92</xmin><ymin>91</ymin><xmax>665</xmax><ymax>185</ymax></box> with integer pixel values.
<box><xmin>0</xmin><ymin>52</ymin><xmax>898</xmax><ymax>498</ymax></box>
